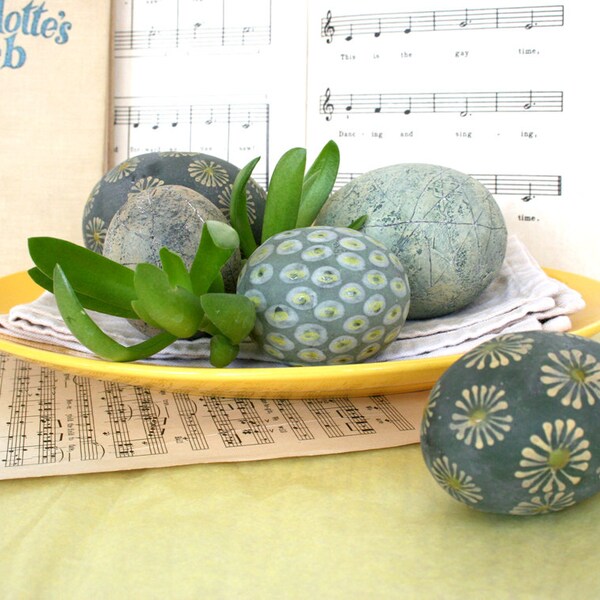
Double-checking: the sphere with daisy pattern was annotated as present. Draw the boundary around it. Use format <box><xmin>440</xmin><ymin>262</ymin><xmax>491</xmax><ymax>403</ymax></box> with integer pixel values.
<box><xmin>82</xmin><ymin>152</ymin><xmax>266</xmax><ymax>253</ymax></box>
<box><xmin>420</xmin><ymin>331</ymin><xmax>600</xmax><ymax>515</ymax></box>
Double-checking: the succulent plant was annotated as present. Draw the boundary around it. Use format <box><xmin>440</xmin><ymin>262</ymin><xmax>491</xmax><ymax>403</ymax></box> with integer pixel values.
<box><xmin>236</xmin><ymin>226</ymin><xmax>411</xmax><ymax>366</ymax></box>
<box><xmin>26</xmin><ymin>141</ymin><xmax>343</xmax><ymax>367</ymax></box>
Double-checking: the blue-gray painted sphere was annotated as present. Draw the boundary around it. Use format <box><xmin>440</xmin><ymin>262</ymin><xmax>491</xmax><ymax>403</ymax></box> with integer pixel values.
<box><xmin>82</xmin><ymin>151</ymin><xmax>266</xmax><ymax>253</ymax></box>
<box><xmin>316</xmin><ymin>164</ymin><xmax>507</xmax><ymax>319</ymax></box>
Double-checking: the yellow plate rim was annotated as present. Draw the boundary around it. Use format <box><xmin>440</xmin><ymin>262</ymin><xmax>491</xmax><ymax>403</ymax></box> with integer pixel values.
<box><xmin>0</xmin><ymin>268</ymin><xmax>599</xmax><ymax>398</ymax></box>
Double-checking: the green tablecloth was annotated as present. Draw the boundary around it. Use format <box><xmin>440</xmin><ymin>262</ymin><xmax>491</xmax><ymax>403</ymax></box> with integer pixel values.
<box><xmin>2</xmin><ymin>429</ymin><xmax>600</xmax><ymax>598</ymax></box>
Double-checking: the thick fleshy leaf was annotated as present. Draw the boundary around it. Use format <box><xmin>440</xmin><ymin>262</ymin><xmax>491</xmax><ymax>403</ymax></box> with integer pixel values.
<box><xmin>28</xmin><ymin>267</ymin><xmax>138</xmax><ymax>319</ymax></box>
<box><xmin>230</xmin><ymin>155</ymin><xmax>261</xmax><ymax>258</ymax></box>
<box><xmin>209</xmin><ymin>334</ymin><xmax>240</xmax><ymax>368</ymax></box>
<box><xmin>160</xmin><ymin>247</ymin><xmax>192</xmax><ymax>291</ymax></box>
<box><xmin>189</xmin><ymin>221</ymin><xmax>239</xmax><ymax>296</ymax></box>
<box><xmin>261</xmin><ymin>148</ymin><xmax>307</xmax><ymax>242</ymax></box>
<box><xmin>134</xmin><ymin>263</ymin><xmax>203</xmax><ymax>339</ymax></box>
<box><xmin>52</xmin><ymin>264</ymin><xmax>176</xmax><ymax>362</ymax></box>
<box><xmin>348</xmin><ymin>214</ymin><xmax>368</xmax><ymax>231</ymax></box>
<box><xmin>296</xmin><ymin>140</ymin><xmax>340</xmax><ymax>227</ymax></box>
<box><xmin>28</xmin><ymin>237</ymin><xmax>136</xmax><ymax>311</ymax></box>
<box><xmin>200</xmin><ymin>293</ymin><xmax>256</xmax><ymax>345</ymax></box>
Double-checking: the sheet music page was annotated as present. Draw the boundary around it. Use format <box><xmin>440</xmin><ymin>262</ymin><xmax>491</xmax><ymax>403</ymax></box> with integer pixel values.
<box><xmin>306</xmin><ymin>0</ymin><xmax>599</xmax><ymax>278</ymax></box>
<box><xmin>111</xmin><ymin>0</ymin><xmax>308</xmax><ymax>188</ymax></box>
<box><xmin>0</xmin><ymin>352</ymin><xmax>424</xmax><ymax>480</ymax></box>
<box><xmin>111</xmin><ymin>0</ymin><xmax>599</xmax><ymax>279</ymax></box>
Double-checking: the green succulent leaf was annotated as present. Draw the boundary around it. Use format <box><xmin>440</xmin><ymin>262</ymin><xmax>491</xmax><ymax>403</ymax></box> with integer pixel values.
<box><xmin>52</xmin><ymin>264</ymin><xmax>176</xmax><ymax>362</ymax></box>
<box><xmin>296</xmin><ymin>140</ymin><xmax>340</xmax><ymax>228</ymax></box>
<box><xmin>134</xmin><ymin>263</ymin><xmax>204</xmax><ymax>339</ymax></box>
<box><xmin>230</xmin><ymin>155</ymin><xmax>261</xmax><ymax>258</ymax></box>
<box><xmin>28</xmin><ymin>237</ymin><xmax>136</xmax><ymax>312</ymax></box>
<box><xmin>160</xmin><ymin>247</ymin><xmax>192</xmax><ymax>292</ymax></box>
<box><xmin>189</xmin><ymin>220</ymin><xmax>239</xmax><ymax>297</ymax></box>
<box><xmin>261</xmin><ymin>147</ymin><xmax>307</xmax><ymax>242</ymax></box>
<box><xmin>209</xmin><ymin>334</ymin><xmax>240</xmax><ymax>368</ymax></box>
<box><xmin>28</xmin><ymin>266</ymin><xmax>137</xmax><ymax>319</ymax></box>
<box><xmin>200</xmin><ymin>293</ymin><xmax>255</xmax><ymax>345</ymax></box>
<box><xmin>348</xmin><ymin>214</ymin><xmax>368</xmax><ymax>231</ymax></box>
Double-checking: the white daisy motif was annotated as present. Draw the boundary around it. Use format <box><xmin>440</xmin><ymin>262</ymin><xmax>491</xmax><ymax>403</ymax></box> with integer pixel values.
<box><xmin>463</xmin><ymin>334</ymin><xmax>534</xmax><ymax>370</ymax></box>
<box><xmin>430</xmin><ymin>455</ymin><xmax>483</xmax><ymax>504</ymax></box>
<box><xmin>421</xmin><ymin>381</ymin><xmax>440</xmax><ymax>436</ymax></box>
<box><xmin>540</xmin><ymin>349</ymin><xmax>600</xmax><ymax>409</ymax></box>
<box><xmin>515</xmin><ymin>419</ymin><xmax>591</xmax><ymax>494</ymax></box>
<box><xmin>188</xmin><ymin>160</ymin><xmax>229</xmax><ymax>187</ymax></box>
<box><xmin>84</xmin><ymin>217</ymin><xmax>107</xmax><ymax>252</ymax></box>
<box><xmin>104</xmin><ymin>157</ymin><xmax>140</xmax><ymax>183</ymax></box>
<box><xmin>83</xmin><ymin>182</ymin><xmax>101</xmax><ymax>219</ymax></box>
<box><xmin>130</xmin><ymin>176</ymin><xmax>164</xmax><ymax>193</ymax></box>
<box><xmin>510</xmin><ymin>491</ymin><xmax>576</xmax><ymax>515</ymax></box>
<box><xmin>449</xmin><ymin>385</ymin><xmax>513</xmax><ymax>449</ymax></box>
<box><xmin>216</xmin><ymin>185</ymin><xmax>257</xmax><ymax>224</ymax></box>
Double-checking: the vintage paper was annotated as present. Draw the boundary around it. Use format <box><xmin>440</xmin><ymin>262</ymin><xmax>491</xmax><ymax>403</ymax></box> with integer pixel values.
<box><xmin>0</xmin><ymin>351</ymin><xmax>426</xmax><ymax>480</ymax></box>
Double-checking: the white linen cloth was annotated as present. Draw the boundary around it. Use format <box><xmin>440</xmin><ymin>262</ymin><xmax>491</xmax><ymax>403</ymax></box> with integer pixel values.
<box><xmin>0</xmin><ymin>236</ymin><xmax>586</xmax><ymax>366</ymax></box>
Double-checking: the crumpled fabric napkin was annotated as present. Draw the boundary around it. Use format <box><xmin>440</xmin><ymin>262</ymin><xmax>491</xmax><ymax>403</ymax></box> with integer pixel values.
<box><xmin>0</xmin><ymin>236</ymin><xmax>586</xmax><ymax>366</ymax></box>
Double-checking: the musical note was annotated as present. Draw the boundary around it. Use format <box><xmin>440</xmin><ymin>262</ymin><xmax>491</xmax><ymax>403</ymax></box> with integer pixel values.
<box><xmin>459</xmin><ymin>9</ymin><xmax>469</xmax><ymax>28</ymax></box>
<box><xmin>374</xmin><ymin>18</ymin><xmax>382</xmax><ymax>38</ymax></box>
<box><xmin>345</xmin><ymin>24</ymin><xmax>353</xmax><ymax>41</ymax></box>
<box><xmin>460</xmin><ymin>98</ymin><xmax>469</xmax><ymax>117</ymax></box>
<box><xmin>525</xmin><ymin>10</ymin><xmax>535</xmax><ymax>29</ymax></box>
<box><xmin>404</xmin><ymin>16</ymin><xmax>412</xmax><ymax>34</ymax></box>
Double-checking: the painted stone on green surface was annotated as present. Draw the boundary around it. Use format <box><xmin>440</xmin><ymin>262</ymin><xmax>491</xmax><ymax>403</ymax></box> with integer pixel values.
<box><xmin>103</xmin><ymin>184</ymin><xmax>241</xmax><ymax>291</ymax></box>
<box><xmin>82</xmin><ymin>151</ymin><xmax>266</xmax><ymax>253</ymax></box>
<box><xmin>236</xmin><ymin>226</ymin><xmax>411</xmax><ymax>366</ymax></box>
<box><xmin>420</xmin><ymin>331</ymin><xmax>600</xmax><ymax>515</ymax></box>
<box><xmin>315</xmin><ymin>164</ymin><xmax>507</xmax><ymax>319</ymax></box>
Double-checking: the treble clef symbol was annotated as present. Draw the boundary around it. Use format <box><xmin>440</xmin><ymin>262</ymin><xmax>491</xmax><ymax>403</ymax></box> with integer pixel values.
<box><xmin>322</xmin><ymin>88</ymin><xmax>334</xmax><ymax>121</ymax></box>
<box><xmin>323</xmin><ymin>10</ymin><xmax>335</xmax><ymax>43</ymax></box>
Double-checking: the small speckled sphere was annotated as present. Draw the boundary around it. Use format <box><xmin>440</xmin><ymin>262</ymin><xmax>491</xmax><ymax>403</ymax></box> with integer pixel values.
<box><xmin>103</xmin><ymin>184</ymin><xmax>241</xmax><ymax>291</ymax></box>
<box><xmin>236</xmin><ymin>226</ymin><xmax>411</xmax><ymax>366</ymax></box>
<box><xmin>316</xmin><ymin>164</ymin><xmax>507</xmax><ymax>319</ymax></box>
<box><xmin>420</xmin><ymin>331</ymin><xmax>600</xmax><ymax>515</ymax></box>
<box><xmin>82</xmin><ymin>151</ymin><xmax>266</xmax><ymax>253</ymax></box>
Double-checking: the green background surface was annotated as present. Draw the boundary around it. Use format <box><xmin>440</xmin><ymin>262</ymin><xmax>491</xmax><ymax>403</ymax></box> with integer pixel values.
<box><xmin>2</xmin><ymin>380</ymin><xmax>600</xmax><ymax>600</ymax></box>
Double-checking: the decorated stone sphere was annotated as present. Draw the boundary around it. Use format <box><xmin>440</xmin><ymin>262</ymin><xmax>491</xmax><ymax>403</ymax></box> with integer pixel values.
<box><xmin>315</xmin><ymin>163</ymin><xmax>507</xmax><ymax>319</ymax></box>
<box><xmin>420</xmin><ymin>331</ymin><xmax>600</xmax><ymax>515</ymax></box>
<box><xmin>236</xmin><ymin>226</ymin><xmax>411</xmax><ymax>366</ymax></box>
<box><xmin>103</xmin><ymin>184</ymin><xmax>241</xmax><ymax>292</ymax></box>
<box><xmin>82</xmin><ymin>151</ymin><xmax>266</xmax><ymax>253</ymax></box>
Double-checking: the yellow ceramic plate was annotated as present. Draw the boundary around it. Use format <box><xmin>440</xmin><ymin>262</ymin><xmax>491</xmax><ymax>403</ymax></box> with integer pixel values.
<box><xmin>0</xmin><ymin>269</ymin><xmax>599</xmax><ymax>398</ymax></box>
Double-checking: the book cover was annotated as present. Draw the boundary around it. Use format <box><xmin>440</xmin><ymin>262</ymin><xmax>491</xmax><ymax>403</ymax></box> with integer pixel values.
<box><xmin>0</xmin><ymin>0</ymin><xmax>112</xmax><ymax>276</ymax></box>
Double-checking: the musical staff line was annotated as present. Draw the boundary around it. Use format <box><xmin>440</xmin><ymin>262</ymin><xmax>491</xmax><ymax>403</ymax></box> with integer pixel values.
<box><xmin>37</xmin><ymin>367</ymin><xmax>59</xmax><ymax>464</ymax></box>
<box><xmin>114</xmin><ymin>102</ymin><xmax>269</xmax><ymax>129</ymax></box>
<box><xmin>322</xmin><ymin>5</ymin><xmax>564</xmax><ymax>42</ymax></box>
<box><xmin>320</xmin><ymin>88</ymin><xmax>563</xmax><ymax>119</ymax></box>
<box><xmin>274</xmin><ymin>399</ymin><xmax>314</xmax><ymax>441</ymax></box>
<box><xmin>4</xmin><ymin>360</ymin><xmax>30</xmax><ymax>467</ymax></box>
<box><xmin>335</xmin><ymin>172</ymin><xmax>562</xmax><ymax>200</ymax></box>
<box><xmin>74</xmin><ymin>376</ymin><xmax>103</xmax><ymax>461</ymax></box>
<box><xmin>203</xmin><ymin>397</ymin><xmax>274</xmax><ymax>447</ymax></box>
<box><xmin>114</xmin><ymin>24</ymin><xmax>271</xmax><ymax>55</ymax></box>
<box><xmin>304</xmin><ymin>398</ymin><xmax>375</xmax><ymax>438</ymax></box>
<box><xmin>134</xmin><ymin>387</ymin><xmax>168</xmax><ymax>455</ymax></box>
<box><xmin>173</xmin><ymin>393</ymin><xmax>210</xmax><ymax>451</ymax></box>
<box><xmin>368</xmin><ymin>396</ymin><xmax>415</xmax><ymax>432</ymax></box>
